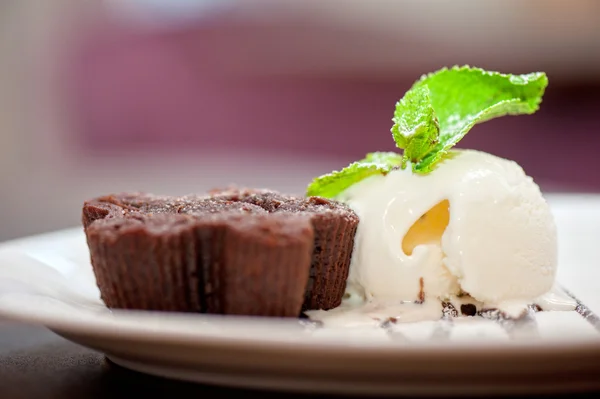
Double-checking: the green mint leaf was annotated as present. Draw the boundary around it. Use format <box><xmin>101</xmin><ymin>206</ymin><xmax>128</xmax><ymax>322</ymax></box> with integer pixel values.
<box><xmin>391</xmin><ymin>85</ymin><xmax>439</xmax><ymax>168</ymax></box>
<box><xmin>306</xmin><ymin>66</ymin><xmax>548</xmax><ymax>198</ymax></box>
<box><xmin>392</xmin><ymin>65</ymin><xmax>548</xmax><ymax>173</ymax></box>
<box><xmin>306</xmin><ymin>152</ymin><xmax>403</xmax><ymax>198</ymax></box>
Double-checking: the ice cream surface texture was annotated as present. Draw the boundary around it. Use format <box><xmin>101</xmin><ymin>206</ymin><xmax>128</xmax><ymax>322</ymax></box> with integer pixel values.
<box><xmin>338</xmin><ymin>149</ymin><xmax>556</xmax><ymax>308</ymax></box>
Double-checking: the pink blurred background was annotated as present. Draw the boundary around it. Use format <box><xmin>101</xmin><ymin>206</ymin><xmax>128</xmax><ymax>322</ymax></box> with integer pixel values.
<box><xmin>1</xmin><ymin>0</ymin><xmax>600</xmax><ymax>241</ymax></box>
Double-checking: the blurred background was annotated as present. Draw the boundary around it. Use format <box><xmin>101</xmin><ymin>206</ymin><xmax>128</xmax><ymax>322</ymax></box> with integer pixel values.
<box><xmin>1</xmin><ymin>0</ymin><xmax>599</xmax><ymax>242</ymax></box>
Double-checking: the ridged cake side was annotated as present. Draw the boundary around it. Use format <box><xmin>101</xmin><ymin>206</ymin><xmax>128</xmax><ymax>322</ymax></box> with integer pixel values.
<box><xmin>218</xmin><ymin>214</ymin><xmax>314</xmax><ymax>316</ymax></box>
<box><xmin>278</xmin><ymin>197</ymin><xmax>359</xmax><ymax>311</ymax></box>
<box><xmin>209</xmin><ymin>188</ymin><xmax>360</xmax><ymax>311</ymax></box>
<box><xmin>82</xmin><ymin>190</ymin><xmax>359</xmax><ymax>316</ymax></box>
<box><xmin>83</xmin><ymin>196</ymin><xmax>315</xmax><ymax>316</ymax></box>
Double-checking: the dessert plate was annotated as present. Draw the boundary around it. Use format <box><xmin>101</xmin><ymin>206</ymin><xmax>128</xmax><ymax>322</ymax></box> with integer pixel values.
<box><xmin>0</xmin><ymin>194</ymin><xmax>600</xmax><ymax>396</ymax></box>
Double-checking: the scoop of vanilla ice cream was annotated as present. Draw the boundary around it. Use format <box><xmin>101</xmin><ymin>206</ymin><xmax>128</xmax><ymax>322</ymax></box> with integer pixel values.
<box><xmin>338</xmin><ymin>149</ymin><xmax>557</xmax><ymax>307</ymax></box>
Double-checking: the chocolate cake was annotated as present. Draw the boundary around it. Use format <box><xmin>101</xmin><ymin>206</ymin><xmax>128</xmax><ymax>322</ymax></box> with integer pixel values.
<box><xmin>209</xmin><ymin>187</ymin><xmax>359</xmax><ymax>311</ymax></box>
<box><xmin>82</xmin><ymin>188</ymin><xmax>358</xmax><ymax>317</ymax></box>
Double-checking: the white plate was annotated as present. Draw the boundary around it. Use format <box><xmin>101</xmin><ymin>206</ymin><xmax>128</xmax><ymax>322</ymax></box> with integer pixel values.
<box><xmin>1</xmin><ymin>193</ymin><xmax>600</xmax><ymax>396</ymax></box>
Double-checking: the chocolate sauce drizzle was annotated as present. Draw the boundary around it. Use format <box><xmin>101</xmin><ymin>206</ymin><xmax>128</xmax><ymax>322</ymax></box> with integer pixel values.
<box><xmin>561</xmin><ymin>286</ymin><xmax>600</xmax><ymax>333</ymax></box>
<box><xmin>303</xmin><ymin>285</ymin><xmax>600</xmax><ymax>342</ymax></box>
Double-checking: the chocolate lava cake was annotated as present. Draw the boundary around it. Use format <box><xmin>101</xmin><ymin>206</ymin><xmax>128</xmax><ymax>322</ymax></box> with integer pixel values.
<box><xmin>82</xmin><ymin>188</ymin><xmax>358</xmax><ymax>317</ymax></box>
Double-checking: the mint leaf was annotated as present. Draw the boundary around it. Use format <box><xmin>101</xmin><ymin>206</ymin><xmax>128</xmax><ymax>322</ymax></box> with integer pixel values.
<box><xmin>306</xmin><ymin>152</ymin><xmax>403</xmax><ymax>198</ymax></box>
<box><xmin>306</xmin><ymin>66</ymin><xmax>548</xmax><ymax>199</ymax></box>
<box><xmin>392</xmin><ymin>65</ymin><xmax>548</xmax><ymax>173</ymax></box>
<box><xmin>391</xmin><ymin>85</ymin><xmax>439</xmax><ymax>168</ymax></box>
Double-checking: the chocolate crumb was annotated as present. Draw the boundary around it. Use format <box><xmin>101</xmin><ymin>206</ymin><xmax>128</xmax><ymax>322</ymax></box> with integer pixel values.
<box><xmin>307</xmin><ymin>196</ymin><xmax>330</xmax><ymax>206</ymax></box>
<box><xmin>460</xmin><ymin>303</ymin><xmax>477</xmax><ymax>316</ymax></box>
<box><xmin>530</xmin><ymin>304</ymin><xmax>543</xmax><ymax>312</ymax></box>
<box><xmin>442</xmin><ymin>301</ymin><xmax>458</xmax><ymax>318</ymax></box>
<box><xmin>380</xmin><ymin>317</ymin><xmax>398</xmax><ymax>329</ymax></box>
<box><xmin>416</xmin><ymin>277</ymin><xmax>425</xmax><ymax>303</ymax></box>
<box><xmin>478</xmin><ymin>308</ymin><xmax>509</xmax><ymax>321</ymax></box>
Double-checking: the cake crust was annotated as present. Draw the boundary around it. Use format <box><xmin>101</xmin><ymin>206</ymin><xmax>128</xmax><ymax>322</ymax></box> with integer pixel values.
<box><xmin>83</xmin><ymin>188</ymin><xmax>358</xmax><ymax>316</ymax></box>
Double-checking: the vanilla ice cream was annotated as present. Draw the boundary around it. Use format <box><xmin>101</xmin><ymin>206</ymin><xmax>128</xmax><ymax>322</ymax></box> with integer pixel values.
<box><xmin>337</xmin><ymin>149</ymin><xmax>557</xmax><ymax>312</ymax></box>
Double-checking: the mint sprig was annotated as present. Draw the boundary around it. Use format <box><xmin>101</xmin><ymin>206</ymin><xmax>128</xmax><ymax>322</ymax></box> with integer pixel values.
<box><xmin>391</xmin><ymin>84</ymin><xmax>440</xmax><ymax>169</ymax></box>
<box><xmin>306</xmin><ymin>65</ymin><xmax>548</xmax><ymax>198</ymax></box>
<box><xmin>396</xmin><ymin>66</ymin><xmax>548</xmax><ymax>173</ymax></box>
<box><xmin>306</xmin><ymin>152</ymin><xmax>403</xmax><ymax>198</ymax></box>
